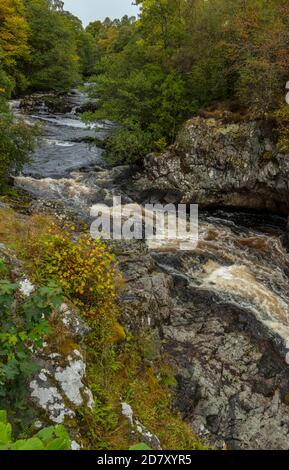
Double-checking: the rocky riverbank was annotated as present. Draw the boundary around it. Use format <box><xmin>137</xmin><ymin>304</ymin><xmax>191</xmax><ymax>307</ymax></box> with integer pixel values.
<box><xmin>137</xmin><ymin>117</ymin><xmax>289</xmax><ymax>214</ymax></box>
<box><xmin>6</xmin><ymin>92</ymin><xmax>289</xmax><ymax>450</ymax></box>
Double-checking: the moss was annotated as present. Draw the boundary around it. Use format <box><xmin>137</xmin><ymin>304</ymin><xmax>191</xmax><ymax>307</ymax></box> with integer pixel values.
<box><xmin>78</xmin><ymin>326</ymin><xmax>207</xmax><ymax>450</ymax></box>
<box><xmin>176</xmin><ymin>127</ymin><xmax>193</xmax><ymax>153</ymax></box>
<box><xmin>273</xmin><ymin>106</ymin><xmax>289</xmax><ymax>153</ymax></box>
<box><xmin>111</xmin><ymin>322</ymin><xmax>127</xmax><ymax>344</ymax></box>
<box><xmin>259</xmin><ymin>151</ymin><xmax>276</xmax><ymax>165</ymax></box>
<box><xmin>284</xmin><ymin>394</ymin><xmax>289</xmax><ymax>405</ymax></box>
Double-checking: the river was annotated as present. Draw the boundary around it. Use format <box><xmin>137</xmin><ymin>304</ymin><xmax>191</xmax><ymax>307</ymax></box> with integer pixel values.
<box><xmin>10</xmin><ymin>89</ymin><xmax>289</xmax><ymax>449</ymax></box>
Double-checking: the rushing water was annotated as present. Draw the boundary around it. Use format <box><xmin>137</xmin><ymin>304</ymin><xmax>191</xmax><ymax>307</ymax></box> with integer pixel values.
<box><xmin>12</xmin><ymin>90</ymin><xmax>289</xmax><ymax>359</ymax></box>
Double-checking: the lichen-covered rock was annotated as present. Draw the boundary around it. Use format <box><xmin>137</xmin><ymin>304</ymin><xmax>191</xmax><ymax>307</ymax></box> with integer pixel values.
<box><xmin>55</xmin><ymin>352</ymin><xmax>93</xmax><ymax>408</ymax></box>
<box><xmin>121</xmin><ymin>402</ymin><xmax>161</xmax><ymax>450</ymax></box>
<box><xmin>30</xmin><ymin>374</ymin><xmax>76</xmax><ymax>424</ymax></box>
<box><xmin>30</xmin><ymin>348</ymin><xmax>93</xmax><ymax>424</ymax></box>
<box><xmin>19</xmin><ymin>278</ymin><xmax>35</xmax><ymax>297</ymax></box>
<box><xmin>60</xmin><ymin>303</ymin><xmax>91</xmax><ymax>341</ymax></box>
<box><xmin>137</xmin><ymin>117</ymin><xmax>289</xmax><ymax>213</ymax></box>
<box><xmin>29</xmin><ymin>301</ymin><xmax>93</xmax><ymax>426</ymax></box>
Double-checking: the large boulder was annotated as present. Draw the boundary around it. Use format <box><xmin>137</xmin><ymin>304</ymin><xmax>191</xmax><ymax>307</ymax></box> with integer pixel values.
<box><xmin>137</xmin><ymin>117</ymin><xmax>289</xmax><ymax>214</ymax></box>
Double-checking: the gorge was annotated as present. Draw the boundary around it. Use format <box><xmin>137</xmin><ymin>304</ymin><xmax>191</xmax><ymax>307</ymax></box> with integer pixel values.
<box><xmin>8</xmin><ymin>90</ymin><xmax>289</xmax><ymax>450</ymax></box>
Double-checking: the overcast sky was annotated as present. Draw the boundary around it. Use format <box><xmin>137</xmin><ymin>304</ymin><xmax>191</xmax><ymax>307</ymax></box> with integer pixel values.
<box><xmin>63</xmin><ymin>0</ymin><xmax>139</xmax><ymax>26</ymax></box>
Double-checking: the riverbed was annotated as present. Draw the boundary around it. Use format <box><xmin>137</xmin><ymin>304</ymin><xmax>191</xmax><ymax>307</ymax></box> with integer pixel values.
<box><xmin>11</xmin><ymin>90</ymin><xmax>289</xmax><ymax>449</ymax></box>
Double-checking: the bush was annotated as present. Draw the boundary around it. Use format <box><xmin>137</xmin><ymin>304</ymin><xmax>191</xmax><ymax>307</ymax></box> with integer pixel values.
<box><xmin>39</xmin><ymin>227</ymin><xmax>120</xmax><ymax>315</ymax></box>
<box><xmin>0</xmin><ymin>257</ymin><xmax>63</xmax><ymax>404</ymax></box>
<box><xmin>0</xmin><ymin>98</ymin><xmax>37</xmax><ymax>193</ymax></box>
<box><xmin>105</xmin><ymin>124</ymin><xmax>152</xmax><ymax>165</ymax></box>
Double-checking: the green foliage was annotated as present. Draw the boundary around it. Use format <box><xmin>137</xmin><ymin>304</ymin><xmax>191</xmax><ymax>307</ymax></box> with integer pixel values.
<box><xmin>80</xmin><ymin>323</ymin><xmax>206</xmax><ymax>450</ymax></box>
<box><xmin>23</xmin><ymin>0</ymin><xmax>81</xmax><ymax>92</ymax></box>
<box><xmin>0</xmin><ymin>258</ymin><xmax>63</xmax><ymax>404</ymax></box>
<box><xmin>0</xmin><ymin>97</ymin><xmax>37</xmax><ymax>193</ymax></box>
<box><xmin>0</xmin><ymin>211</ymin><xmax>206</xmax><ymax>451</ymax></box>
<box><xmin>129</xmin><ymin>443</ymin><xmax>152</xmax><ymax>450</ymax></box>
<box><xmin>87</xmin><ymin>61</ymin><xmax>195</xmax><ymax>162</ymax></box>
<box><xmin>39</xmin><ymin>227</ymin><xmax>120</xmax><ymax>313</ymax></box>
<box><xmin>0</xmin><ymin>0</ymin><xmax>30</xmax><ymax>93</ymax></box>
<box><xmin>0</xmin><ymin>411</ymin><xmax>71</xmax><ymax>450</ymax></box>
<box><xmin>85</xmin><ymin>0</ymin><xmax>289</xmax><ymax>164</ymax></box>
<box><xmin>105</xmin><ymin>123</ymin><xmax>152</xmax><ymax>165</ymax></box>
<box><xmin>62</xmin><ymin>12</ymin><xmax>98</xmax><ymax>77</ymax></box>
<box><xmin>274</xmin><ymin>106</ymin><xmax>289</xmax><ymax>153</ymax></box>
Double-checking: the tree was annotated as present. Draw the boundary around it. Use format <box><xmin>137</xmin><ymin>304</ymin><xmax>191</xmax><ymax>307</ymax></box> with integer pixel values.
<box><xmin>0</xmin><ymin>1</ymin><xmax>36</xmax><ymax>193</ymax></box>
<box><xmin>63</xmin><ymin>12</ymin><xmax>98</xmax><ymax>77</ymax></box>
<box><xmin>23</xmin><ymin>0</ymin><xmax>81</xmax><ymax>91</ymax></box>
<box><xmin>0</xmin><ymin>97</ymin><xmax>37</xmax><ymax>192</ymax></box>
<box><xmin>0</xmin><ymin>0</ymin><xmax>30</xmax><ymax>92</ymax></box>
<box><xmin>221</xmin><ymin>0</ymin><xmax>289</xmax><ymax>112</ymax></box>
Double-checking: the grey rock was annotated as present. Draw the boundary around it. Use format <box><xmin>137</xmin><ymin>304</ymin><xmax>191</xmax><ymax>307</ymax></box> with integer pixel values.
<box><xmin>120</xmin><ymin>240</ymin><xmax>289</xmax><ymax>450</ymax></box>
<box><xmin>121</xmin><ymin>402</ymin><xmax>162</xmax><ymax>450</ymax></box>
<box><xmin>30</xmin><ymin>348</ymin><xmax>94</xmax><ymax>424</ymax></box>
<box><xmin>137</xmin><ymin>117</ymin><xmax>289</xmax><ymax>214</ymax></box>
<box><xmin>60</xmin><ymin>303</ymin><xmax>90</xmax><ymax>341</ymax></box>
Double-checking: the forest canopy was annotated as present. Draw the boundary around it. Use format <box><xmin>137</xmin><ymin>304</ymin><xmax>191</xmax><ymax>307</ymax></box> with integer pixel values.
<box><xmin>85</xmin><ymin>0</ymin><xmax>289</xmax><ymax>163</ymax></box>
<box><xmin>0</xmin><ymin>0</ymin><xmax>96</xmax><ymax>191</ymax></box>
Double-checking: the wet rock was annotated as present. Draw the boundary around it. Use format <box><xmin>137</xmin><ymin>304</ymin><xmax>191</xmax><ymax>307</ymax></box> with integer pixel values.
<box><xmin>284</xmin><ymin>217</ymin><xmax>289</xmax><ymax>250</ymax></box>
<box><xmin>118</xmin><ymin>241</ymin><xmax>173</xmax><ymax>330</ymax></box>
<box><xmin>75</xmin><ymin>101</ymin><xmax>99</xmax><ymax>114</ymax></box>
<box><xmin>137</xmin><ymin>117</ymin><xmax>289</xmax><ymax>214</ymax></box>
<box><xmin>20</xmin><ymin>93</ymin><xmax>73</xmax><ymax>114</ymax></box>
<box><xmin>28</xmin><ymin>199</ymin><xmax>85</xmax><ymax>226</ymax></box>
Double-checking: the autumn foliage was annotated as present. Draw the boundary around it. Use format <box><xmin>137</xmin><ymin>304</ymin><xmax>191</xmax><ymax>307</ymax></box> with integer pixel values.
<box><xmin>40</xmin><ymin>226</ymin><xmax>120</xmax><ymax>316</ymax></box>
<box><xmin>86</xmin><ymin>0</ymin><xmax>289</xmax><ymax>162</ymax></box>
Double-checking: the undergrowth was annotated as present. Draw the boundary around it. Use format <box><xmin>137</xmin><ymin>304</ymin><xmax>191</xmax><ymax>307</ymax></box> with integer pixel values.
<box><xmin>0</xmin><ymin>208</ymin><xmax>206</xmax><ymax>450</ymax></box>
<box><xmin>274</xmin><ymin>106</ymin><xmax>289</xmax><ymax>153</ymax></box>
<box><xmin>0</xmin><ymin>410</ymin><xmax>71</xmax><ymax>450</ymax></box>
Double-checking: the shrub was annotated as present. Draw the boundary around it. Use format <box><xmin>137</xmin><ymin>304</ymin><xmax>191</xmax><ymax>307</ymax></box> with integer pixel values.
<box><xmin>39</xmin><ymin>227</ymin><xmax>120</xmax><ymax>315</ymax></box>
<box><xmin>0</xmin><ymin>98</ymin><xmax>37</xmax><ymax>193</ymax></box>
<box><xmin>105</xmin><ymin>123</ymin><xmax>152</xmax><ymax>165</ymax></box>
<box><xmin>0</xmin><ymin>257</ymin><xmax>63</xmax><ymax>404</ymax></box>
